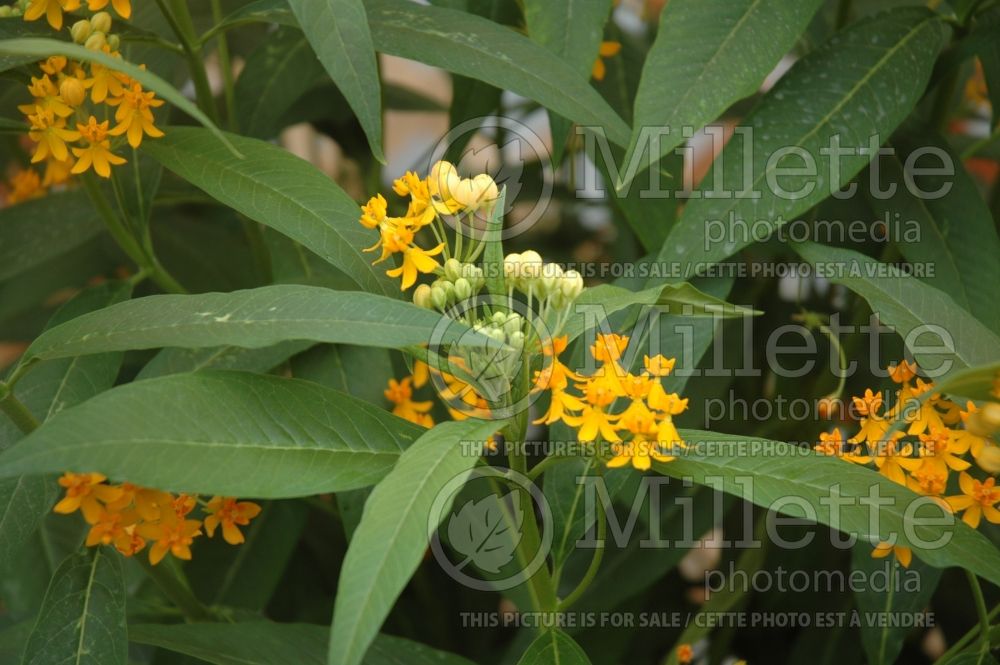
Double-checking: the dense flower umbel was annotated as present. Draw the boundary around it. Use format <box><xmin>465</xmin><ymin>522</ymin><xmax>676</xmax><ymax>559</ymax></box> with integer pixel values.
<box><xmin>53</xmin><ymin>472</ymin><xmax>261</xmax><ymax>564</ymax></box>
<box><xmin>818</xmin><ymin>361</ymin><xmax>1000</xmax><ymax>567</ymax></box>
<box><xmin>14</xmin><ymin>4</ymin><xmax>165</xmax><ymax>185</ymax></box>
<box><xmin>535</xmin><ymin>333</ymin><xmax>688</xmax><ymax>471</ymax></box>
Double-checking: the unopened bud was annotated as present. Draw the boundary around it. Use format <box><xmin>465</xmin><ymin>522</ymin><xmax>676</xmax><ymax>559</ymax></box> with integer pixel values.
<box><xmin>561</xmin><ymin>269</ymin><xmax>584</xmax><ymax>300</ymax></box>
<box><xmin>413</xmin><ymin>283</ymin><xmax>432</xmax><ymax>309</ymax></box>
<box><xmin>968</xmin><ymin>403</ymin><xmax>1000</xmax><ymax>437</ymax></box>
<box><xmin>84</xmin><ymin>31</ymin><xmax>107</xmax><ymax>51</ymax></box>
<box><xmin>503</xmin><ymin>314</ymin><xmax>522</xmax><ymax>337</ymax></box>
<box><xmin>428</xmin><ymin>160</ymin><xmax>460</xmax><ymax>201</ymax></box>
<box><xmin>430</xmin><ymin>285</ymin><xmax>448</xmax><ymax>310</ymax></box>
<box><xmin>503</xmin><ymin>253</ymin><xmax>522</xmax><ymax>282</ymax></box>
<box><xmin>520</xmin><ymin>250</ymin><xmax>543</xmax><ymax>281</ymax></box>
<box><xmin>71</xmin><ymin>19</ymin><xmax>92</xmax><ymax>43</ymax></box>
<box><xmin>107</xmin><ymin>34</ymin><xmax>120</xmax><ymax>51</ymax></box>
<box><xmin>0</xmin><ymin>6</ymin><xmax>13</xmax><ymax>17</ymax></box>
<box><xmin>976</xmin><ymin>444</ymin><xmax>1000</xmax><ymax>474</ymax></box>
<box><xmin>443</xmin><ymin>258</ymin><xmax>462</xmax><ymax>282</ymax></box>
<box><xmin>59</xmin><ymin>77</ymin><xmax>86</xmax><ymax>106</ymax></box>
<box><xmin>453</xmin><ymin>277</ymin><xmax>472</xmax><ymax>301</ymax></box>
<box><xmin>90</xmin><ymin>11</ymin><xmax>112</xmax><ymax>34</ymax></box>
<box><xmin>508</xmin><ymin>331</ymin><xmax>525</xmax><ymax>348</ymax></box>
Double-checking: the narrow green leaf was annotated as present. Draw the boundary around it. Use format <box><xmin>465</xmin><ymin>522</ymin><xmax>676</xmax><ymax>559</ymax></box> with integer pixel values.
<box><xmin>137</xmin><ymin>341</ymin><xmax>313</xmax><ymax>380</ymax></box>
<box><xmin>329</xmin><ymin>418</ymin><xmax>502</xmax><ymax>665</ymax></box>
<box><xmin>0</xmin><ymin>191</ymin><xmax>102</xmax><ymax>283</ymax></box>
<box><xmin>129</xmin><ymin>622</ymin><xmax>475</xmax><ymax>665</ymax></box>
<box><xmin>621</xmin><ymin>0</ymin><xmax>824</xmax><ymax>185</ymax></box>
<box><xmin>364</xmin><ymin>0</ymin><xmax>631</xmax><ymax>146</ymax></box>
<box><xmin>482</xmin><ymin>186</ymin><xmax>507</xmax><ymax>298</ymax></box>
<box><xmin>202</xmin><ymin>0</ymin><xmax>295</xmax><ymax>40</ymax></box>
<box><xmin>20</xmin><ymin>285</ymin><xmax>495</xmax><ymax>365</ymax></box>
<box><xmin>0</xmin><ymin>38</ymin><xmax>237</xmax><ymax>156</ymax></box>
<box><xmin>852</xmin><ymin>544</ymin><xmax>942</xmax><ymax>665</ymax></box>
<box><xmin>926</xmin><ymin>361</ymin><xmax>1000</xmax><ymax>402</ymax></box>
<box><xmin>657</xmin><ymin>430</ymin><xmax>1000</xmax><ymax>587</ymax></box>
<box><xmin>0</xmin><ymin>371</ymin><xmax>425</xmax><ymax>498</ymax></box>
<box><xmin>143</xmin><ymin>127</ymin><xmax>394</xmax><ymax>295</ymax></box>
<box><xmin>517</xmin><ymin>629</ymin><xmax>592</xmax><ymax>665</ymax></box>
<box><xmin>0</xmin><ymin>283</ymin><xmax>130</xmax><ymax>572</ymax></box>
<box><xmin>793</xmin><ymin>242</ymin><xmax>1000</xmax><ymax>372</ymax></box>
<box><xmin>21</xmin><ymin>548</ymin><xmax>127</xmax><ymax>665</ymax></box>
<box><xmin>288</xmin><ymin>0</ymin><xmax>385</xmax><ymax>162</ymax></box>
<box><xmin>651</xmin><ymin>8</ymin><xmax>947</xmax><ymax>281</ymax></box>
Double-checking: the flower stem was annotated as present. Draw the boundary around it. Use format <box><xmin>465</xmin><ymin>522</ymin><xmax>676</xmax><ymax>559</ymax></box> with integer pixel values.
<box><xmin>932</xmin><ymin>602</ymin><xmax>1000</xmax><ymax>664</ymax></box>
<box><xmin>210</xmin><ymin>0</ymin><xmax>238</xmax><ymax>130</ymax></box>
<box><xmin>557</xmin><ymin>468</ymin><xmax>606</xmax><ymax>611</ymax></box>
<box><xmin>139</xmin><ymin>556</ymin><xmax>215</xmax><ymax>622</ymax></box>
<box><xmin>158</xmin><ymin>0</ymin><xmax>219</xmax><ymax>123</ymax></box>
<box><xmin>0</xmin><ymin>382</ymin><xmax>40</xmax><ymax>434</ymax></box>
<box><xmin>966</xmin><ymin>569</ymin><xmax>992</xmax><ymax>661</ymax></box>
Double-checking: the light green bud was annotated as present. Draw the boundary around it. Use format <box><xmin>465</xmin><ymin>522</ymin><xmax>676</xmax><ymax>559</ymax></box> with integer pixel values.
<box><xmin>503</xmin><ymin>314</ymin><xmax>522</xmax><ymax>337</ymax></box>
<box><xmin>70</xmin><ymin>19</ymin><xmax>92</xmax><ymax>43</ymax></box>
<box><xmin>508</xmin><ymin>331</ymin><xmax>525</xmax><ymax>348</ymax></box>
<box><xmin>107</xmin><ymin>34</ymin><xmax>120</xmax><ymax>51</ymax></box>
<box><xmin>453</xmin><ymin>277</ymin><xmax>472</xmax><ymax>301</ymax></box>
<box><xmin>90</xmin><ymin>11</ymin><xmax>112</xmax><ymax>34</ymax></box>
<box><xmin>84</xmin><ymin>31</ymin><xmax>107</xmax><ymax>51</ymax></box>
<box><xmin>413</xmin><ymin>283</ymin><xmax>432</xmax><ymax>309</ymax></box>
<box><xmin>561</xmin><ymin>269</ymin><xmax>584</xmax><ymax>301</ymax></box>
<box><xmin>443</xmin><ymin>258</ymin><xmax>462</xmax><ymax>282</ymax></box>
<box><xmin>0</xmin><ymin>6</ymin><xmax>13</xmax><ymax>18</ymax></box>
<box><xmin>430</xmin><ymin>285</ymin><xmax>448</xmax><ymax>310</ymax></box>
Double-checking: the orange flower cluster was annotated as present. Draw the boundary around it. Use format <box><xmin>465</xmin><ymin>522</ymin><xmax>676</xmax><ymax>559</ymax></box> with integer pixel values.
<box><xmin>817</xmin><ymin>361</ymin><xmax>1000</xmax><ymax>567</ymax></box>
<box><xmin>534</xmin><ymin>333</ymin><xmax>687</xmax><ymax>471</ymax></box>
<box><xmin>54</xmin><ymin>472</ymin><xmax>261</xmax><ymax>565</ymax></box>
<box><xmin>15</xmin><ymin>2</ymin><xmax>163</xmax><ymax>188</ymax></box>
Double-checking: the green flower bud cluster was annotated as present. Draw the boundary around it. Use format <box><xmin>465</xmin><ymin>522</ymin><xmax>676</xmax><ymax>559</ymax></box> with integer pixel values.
<box><xmin>0</xmin><ymin>4</ymin><xmax>23</xmax><ymax>17</ymax></box>
<box><xmin>503</xmin><ymin>251</ymin><xmax>583</xmax><ymax>306</ymax></box>
<box><xmin>412</xmin><ymin>258</ymin><xmax>486</xmax><ymax>310</ymax></box>
<box><xmin>473</xmin><ymin>310</ymin><xmax>525</xmax><ymax>349</ymax></box>
<box><xmin>72</xmin><ymin>12</ymin><xmax>119</xmax><ymax>51</ymax></box>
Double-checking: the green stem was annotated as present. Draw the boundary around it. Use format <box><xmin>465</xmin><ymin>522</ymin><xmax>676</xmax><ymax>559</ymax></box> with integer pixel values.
<box><xmin>933</xmin><ymin>603</ymin><xmax>1000</xmax><ymax>664</ymax></box>
<box><xmin>835</xmin><ymin>0</ymin><xmax>854</xmax><ymax>29</ymax></box>
<box><xmin>557</xmin><ymin>469</ymin><xmax>606</xmax><ymax>611</ymax></box>
<box><xmin>139</xmin><ymin>557</ymin><xmax>214</xmax><ymax>622</ymax></box>
<box><xmin>526</xmin><ymin>455</ymin><xmax>573</xmax><ymax>482</ymax></box>
<box><xmin>961</xmin><ymin>124</ymin><xmax>1000</xmax><ymax>160</ymax></box>
<box><xmin>158</xmin><ymin>0</ymin><xmax>218</xmax><ymax>122</ymax></box>
<box><xmin>930</xmin><ymin>70</ymin><xmax>958</xmax><ymax>134</ymax></box>
<box><xmin>966</xmin><ymin>569</ymin><xmax>992</xmax><ymax>661</ymax></box>
<box><xmin>0</xmin><ymin>382</ymin><xmax>40</xmax><ymax>434</ymax></box>
<box><xmin>210</xmin><ymin>0</ymin><xmax>237</xmax><ymax>130</ymax></box>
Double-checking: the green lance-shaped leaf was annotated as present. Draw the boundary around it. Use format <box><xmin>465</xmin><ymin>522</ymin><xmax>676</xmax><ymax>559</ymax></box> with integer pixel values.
<box><xmin>0</xmin><ymin>38</ymin><xmax>237</xmax><ymax>155</ymax></box>
<box><xmin>18</xmin><ymin>285</ymin><xmax>498</xmax><ymax>365</ymax></box>
<box><xmin>523</xmin><ymin>0</ymin><xmax>611</xmax><ymax>164</ymax></box>
<box><xmin>0</xmin><ymin>191</ymin><xmax>103</xmax><ymax>283</ymax></box>
<box><xmin>364</xmin><ymin>0</ymin><xmax>631</xmax><ymax>146</ymax></box>
<box><xmin>329</xmin><ymin>418</ymin><xmax>502</xmax><ymax>665</ymax></box>
<box><xmin>852</xmin><ymin>544</ymin><xmax>942</xmax><ymax>665</ymax></box>
<box><xmin>620</xmin><ymin>0</ymin><xmax>824</xmax><ymax>189</ymax></box>
<box><xmin>516</xmin><ymin>629</ymin><xmax>592</xmax><ymax>665</ymax></box>
<box><xmin>142</xmin><ymin>127</ymin><xmax>395</xmax><ymax>296</ymax></box>
<box><xmin>793</xmin><ymin>242</ymin><xmax>1000</xmax><ymax>372</ymax></box>
<box><xmin>656</xmin><ymin>430</ymin><xmax>1000</xmax><ymax>587</ymax></box>
<box><xmin>925</xmin><ymin>361</ymin><xmax>1000</xmax><ymax>402</ymax></box>
<box><xmin>0</xmin><ymin>371</ymin><xmax>424</xmax><ymax>498</ymax></box>
<box><xmin>287</xmin><ymin>0</ymin><xmax>384</xmax><ymax>162</ymax></box>
<box><xmin>129</xmin><ymin>622</ymin><xmax>476</xmax><ymax>665</ymax></box>
<box><xmin>0</xmin><ymin>283</ymin><xmax>131</xmax><ymax>572</ymax></box>
<box><xmin>651</xmin><ymin>8</ymin><xmax>948</xmax><ymax>282</ymax></box>
<box><xmin>21</xmin><ymin>548</ymin><xmax>127</xmax><ymax>665</ymax></box>
<box><xmin>447</xmin><ymin>489</ymin><xmax>523</xmax><ymax>574</ymax></box>
<box><xmin>136</xmin><ymin>341</ymin><xmax>314</xmax><ymax>380</ymax></box>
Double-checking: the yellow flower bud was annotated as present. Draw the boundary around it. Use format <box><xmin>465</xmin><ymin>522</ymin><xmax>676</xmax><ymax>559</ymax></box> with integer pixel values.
<box><xmin>519</xmin><ymin>250</ymin><xmax>543</xmax><ymax>280</ymax></box>
<box><xmin>413</xmin><ymin>284</ymin><xmax>432</xmax><ymax>309</ymax></box>
<box><xmin>107</xmin><ymin>34</ymin><xmax>120</xmax><ymax>51</ymax></box>
<box><xmin>967</xmin><ymin>402</ymin><xmax>1000</xmax><ymax>437</ymax></box>
<box><xmin>428</xmin><ymin>160</ymin><xmax>460</xmax><ymax>201</ymax></box>
<box><xmin>84</xmin><ymin>31</ymin><xmax>107</xmax><ymax>51</ymax></box>
<box><xmin>503</xmin><ymin>253</ymin><xmax>522</xmax><ymax>281</ymax></box>
<box><xmin>70</xmin><ymin>19</ymin><xmax>92</xmax><ymax>43</ymax></box>
<box><xmin>977</xmin><ymin>444</ymin><xmax>1000</xmax><ymax>474</ymax></box>
<box><xmin>452</xmin><ymin>174</ymin><xmax>499</xmax><ymax>211</ymax></box>
<box><xmin>90</xmin><ymin>11</ymin><xmax>112</xmax><ymax>34</ymax></box>
<box><xmin>0</xmin><ymin>6</ymin><xmax>13</xmax><ymax>17</ymax></box>
<box><xmin>58</xmin><ymin>77</ymin><xmax>86</xmax><ymax>106</ymax></box>
<box><xmin>561</xmin><ymin>269</ymin><xmax>584</xmax><ymax>300</ymax></box>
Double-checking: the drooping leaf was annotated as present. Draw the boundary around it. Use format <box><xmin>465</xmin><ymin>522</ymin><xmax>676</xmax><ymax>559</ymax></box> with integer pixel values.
<box><xmin>852</xmin><ymin>544</ymin><xmax>942</xmax><ymax>665</ymax></box>
<box><xmin>620</xmin><ymin>0</ymin><xmax>825</xmax><ymax>186</ymax></box>
<box><xmin>0</xmin><ymin>38</ymin><xmax>235</xmax><ymax>154</ymax></box>
<box><xmin>651</xmin><ymin>8</ymin><xmax>947</xmax><ymax>281</ymax></box>
<box><xmin>793</xmin><ymin>241</ymin><xmax>1000</xmax><ymax>372</ymax></box>
<box><xmin>516</xmin><ymin>629</ymin><xmax>592</xmax><ymax>665</ymax></box>
<box><xmin>0</xmin><ymin>191</ymin><xmax>103</xmax><ymax>283</ymax></box>
<box><xmin>129</xmin><ymin>622</ymin><xmax>476</xmax><ymax>665</ymax></box>
<box><xmin>142</xmin><ymin>127</ymin><xmax>395</xmax><ymax>295</ymax></box>
<box><xmin>656</xmin><ymin>430</ymin><xmax>1000</xmax><ymax>587</ymax></box>
<box><xmin>21</xmin><ymin>548</ymin><xmax>127</xmax><ymax>665</ymax></box>
<box><xmin>287</xmin><ymin>0</ymin><xmax>385</xmax><ymax>161</ymax></box>
<box><xmin>19</xmin><ymin>285</ymin><xmax>496</xmax><ymax>365</ymax></box>
<box><xmin>329</xmin><ymin>419</ymin><xmax>502</xmax><ymax>665</ymax></box>
<box><xmin>0</xmin><ymin>371</ymin><xmax>424</xmax><ymax>498</ymax></box>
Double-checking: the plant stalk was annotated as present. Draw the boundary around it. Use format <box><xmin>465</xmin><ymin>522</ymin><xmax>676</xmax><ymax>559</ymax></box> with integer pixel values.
<box><xmin>0</xmin><ymin>382</ymin><xmax>40</xmax><ymax>433</ymax></box>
